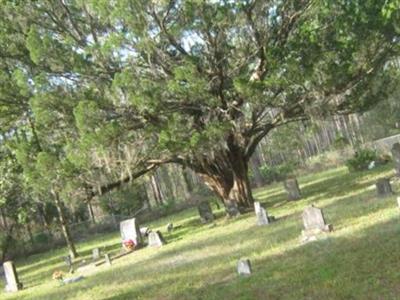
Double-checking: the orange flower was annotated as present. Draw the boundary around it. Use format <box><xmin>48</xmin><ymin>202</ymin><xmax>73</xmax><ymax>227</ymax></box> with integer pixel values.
<box><xmin>52</xmin><ymin>271</ymin><xmax>65</xmax><ymax>281</ymax></box>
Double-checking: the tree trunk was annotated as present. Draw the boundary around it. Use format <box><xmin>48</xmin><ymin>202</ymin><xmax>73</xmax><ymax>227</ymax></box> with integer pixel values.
<box><xmin>150</xmin><ymin>174</ymin><xmax>164</xmax><ymax>205</ymax></box>
<box><xmin>26</xmin><ymin>223</ymin><xmax>34</xmax><ymax>247</ymax></box>
<box><xmin>0</xmin><ymin>208</ymin><xmax>8</xmax><ymax>230</ymax></box>
<box><xmin>87</xmin><ymin>202</ymin><xmax>96</xmax><ymax>225</ymax></box>
<box><xmin>193</xmin><ymin>149</ymin><xmax>254</xmax><ymax>211</ymax></box>
<box><xmin>53</xmin><ymin>191</ymin><xmax>78</xmax><ymax>259</ymax></box>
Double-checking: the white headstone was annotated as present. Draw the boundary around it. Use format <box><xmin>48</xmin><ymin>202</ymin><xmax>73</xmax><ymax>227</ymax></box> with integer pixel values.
<box><xmin>104</xmin><ymin>254</ymin><xmax>112</xmax><ymax>266</ymax></box>
<box><xmin>254</xmin><ymin>202</ymin><xmax>269</xmax><ymax>226</ymax></box>
<box><xmin>120</xmin><ymin>218</ymin><xmax>143</xmax><ymax>247</ymax></box>
<box><xmin>237</xmin><ymin>259</ymin><xmax>252</xmax><ymax>276</ymax></box>
<box><xmin>148</xmin><ymin>231</ymin><xmax>165</xmax><ymax>248</ymax></box>
<box><xmin>3</xmin><ymin>261</ymin><xmax>22</xmax><ymax>292</ymax></box>
<box><xmin>92</xmin><ymin>248</ymin><xmax>100</xmax><ymax>261</ymax></box>
<box><xmin>140</xmin><ymin>227</ymin><xmax>150</xmax><ymax>237</ymax></box>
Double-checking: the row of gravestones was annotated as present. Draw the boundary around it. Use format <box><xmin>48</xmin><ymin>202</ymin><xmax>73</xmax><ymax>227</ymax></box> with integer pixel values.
<box><xmin>4</xmin><ymin>143</ymin><xmax>400</xmax><ymax>292</ymax></box>
<box><xmin>238</xmin><ymin>203</ymin><xmax>332</xmax><ymax>276</ymax></box>
<box><xmin>120</xmin><ymin>218</ymin><xmax>166</xmax><ymax>250</ymax></box>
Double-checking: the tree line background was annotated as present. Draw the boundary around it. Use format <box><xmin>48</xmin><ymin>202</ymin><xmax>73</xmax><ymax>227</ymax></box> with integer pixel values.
<box><xmin>0</xmin><ymin>0</ymin><xmax>399</xmax><ymax>260</ymax></box>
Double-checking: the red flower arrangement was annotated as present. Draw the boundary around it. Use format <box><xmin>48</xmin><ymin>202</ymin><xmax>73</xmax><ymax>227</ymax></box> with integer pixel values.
<box><xmin>123</xmin><ymin>239</ymin><xmax>136</xmax><ymax>251</ymax></box>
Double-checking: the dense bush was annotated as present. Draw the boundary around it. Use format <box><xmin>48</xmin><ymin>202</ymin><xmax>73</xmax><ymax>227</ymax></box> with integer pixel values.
<box><xmin>345</xmin><ymin>148</ymin><xmax>390</xmax><ymax>172</ymax></box>
<box><xmin>346</xmin><ymin>149</ymin><xmax>377</xmax><ymax>171</ymax></box>
<box><xmin>33</xmin><ymin>232</ymin><xmax>52</xmax><ymax>244</ymax></box>
<box><xmin>260</xmin><ymin>162</ymin><xmax>296</xmax><ymax>183</ymax></box>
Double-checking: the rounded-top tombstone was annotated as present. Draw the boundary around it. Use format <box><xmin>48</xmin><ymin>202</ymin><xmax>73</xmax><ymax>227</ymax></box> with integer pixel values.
<box><xmin>284</xmin><ymin>178</ymin><xmax>301</xmax><ymax>201</ymax></box>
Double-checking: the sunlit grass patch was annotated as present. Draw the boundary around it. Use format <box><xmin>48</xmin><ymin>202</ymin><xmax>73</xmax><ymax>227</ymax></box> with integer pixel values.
<box><xmin>2</xmin><ymin>164</ymin><xmax>400</xmax><ymax>300</ymax></box>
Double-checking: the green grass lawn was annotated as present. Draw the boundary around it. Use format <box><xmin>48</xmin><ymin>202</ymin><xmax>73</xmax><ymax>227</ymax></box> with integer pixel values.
<box><xmin>2</xmin><ymin>165</ymin><xmax>400</xmax><ymax>300</ymax></box>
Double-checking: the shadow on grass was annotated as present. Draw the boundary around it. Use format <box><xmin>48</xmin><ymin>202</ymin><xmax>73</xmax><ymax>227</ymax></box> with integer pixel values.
<box><xmin>187</xmin><ymin>215</ymin><xmax>400</xmax><ymax>300</ymax></box>
<box><xmin>44</xmin><ymin>213</ymin><xmax>400</xmax><ymax>300</ymax></box>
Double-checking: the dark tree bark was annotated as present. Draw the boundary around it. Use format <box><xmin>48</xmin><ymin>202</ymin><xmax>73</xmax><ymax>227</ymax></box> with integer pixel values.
<box><xmin>192</xmin><ymin>146</ymin><xmax>254</xmax><ymax>210</ymax></box>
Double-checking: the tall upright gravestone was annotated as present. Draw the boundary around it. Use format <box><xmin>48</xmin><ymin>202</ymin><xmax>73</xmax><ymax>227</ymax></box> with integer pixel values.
<box><xmin>392</xmin><ymin>143</ymin><xmax>400</xmax><ymax>176</ymax></box>
<box><xmin>3</xmin><ymin>261</ymin><xmax>23</xmax><ymax>292</ymax></box>
<box><xmin>225</xmin><ymin>200</ymin><xmax>240</xmax><ymax>217</ymax></box>
<box><xmin>197</xmin><ymin>201</ymin><xmax>215</xmax><ymax>223</ymax></box>
<box><xmin>284</xmin><ymin>178</ymin><xmax>301</xmax><ymax>201</ymax></box>
<box><xmin>254</xmin><ymin>202</ymin><xmax>269</xmax><ymax>226</ymax></box>
<box><xmin>376</xmin><ymin>178</ymin><xmax>393</xmax><ymax>197</ymax></box>
<box><xmin>120</xmin><ymin>218</ymin><xmax>143</xmax><ymax>247</ymax></box>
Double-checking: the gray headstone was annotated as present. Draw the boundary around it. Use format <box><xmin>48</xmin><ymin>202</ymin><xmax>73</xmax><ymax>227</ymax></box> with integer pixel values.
<box><xmin>301</xmin><ymin>205</ymin><xmax>332</xmax><ymax>243</ymax></box>
<box><xmin>284</xmin><ymin>178</ymin><xmax>301</xmax><ymax>201</ymax></box>
<box><xmin>63</xmin><ymin>255</ymin><xmax>74</xmax><ymax>273</ymax></box>
<box><xmin>120</xmin><ymin>218</ymin><xmax>143</xmax><ymax>247</ymax></box>
<box><xmin>104</xmin><ymin>253</ymin><xmax>112</xmax><ymax>266</ymax></box>
<box><xmin>3</xmin><ymin>261</ymin><xmax>22</xmax><ymax>292</ymax></box>
<box><xmin>63</xmin><ymin>276</ymin><xmax>85</xmax><ymax>285</ymax></box>
<box><xmin>376</xmin><ymin>178</ymin><xmax>393</xmax><ymax>197</ymax></box>
<box><xmin>237</xmin><ymin>259</ymin><xmax>252</xmax><ymax>276</ymax></box>
<box><xmin>254</xmin><ymin>202</ymin><xmax>269</xmax><ymax>226</ymax></box>
<box><xmin>92</xmin><ymin>248</ymin><xmax>100</xmax><ymax>261</ymax></box>
<box><xmin>166</xmin><ymin>223</ymin><xmax>174</xmax><ymax>233</ymax></box>
<box><xmin>392</xmin><ymin>143</ymin><xmax>400</xmax><ymax>176</ymax></box>
<box><xmin>197</xmin><ymin>201</ymin><xmax>214</xmax><ymax>223</ymax></box>
<box><xmin>302</xmin><ymin>205</ymin><xmax>331</xmax><ymax>231</ymax></box>
<box><xmin>148</xmin><ymin>231</ymin><xmax>165</xmax><ymax>248</ymax></box>
<box><xmin>225</xmin><ymin>200</ymin><xmax>240</xmax><ymax>217</ymax></box>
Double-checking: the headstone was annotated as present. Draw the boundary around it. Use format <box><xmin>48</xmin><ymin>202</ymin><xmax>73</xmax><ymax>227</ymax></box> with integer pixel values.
<box><xmin>140</xmin><ymin>227</ymin><xmax>151</xmax><ymax>237</ymax></box>
<box><xmin>237</xmin><ymin>259</ymin><xmax>252</xmax><ymax>276</ymax></box>
<box><xmin>148</xmin><ymin>231</ymin><xmax>165</xmax><ymax>248</ymax></box>
<box><xmin>63</xmin><ymin>255</ymin><xmax>74</xmax><ymax>273</ymax></box>
<box><xmin>225</xmin><ymin>200</ymin><xmax>240</xmax><ymax>217</ymax></box>
<box><xmin>104</xmin><ymin>253</ymin><xmax>112</xmax><ymax>266</ymax></box>
<box><xmin>120</xmin><ymin>218</ymin><xmax>143</xmax><ymax>247</ymax></box>
<box><xmin>166</xmin><ymin>223</ymin><xmax>174</xmax><ymax>233</ymax></box>
<box><xmin>391</xmin><ymin>143</ymin><xmax>400</xmax><ymax>176</ymax></box>
<box><xmin>284</xmin><ymin>178</ymin><xmax>301</xmax><ymax>201</ymax></box>
<box><xmin>301</xmin><ymin>205</ymin><xmax>332</xmax><ymax>243</ymax></box>
<box><xmin>63</xmin><ymin>276</ymin><xmax>85</xmax><ymax>285</ymax></box>
<box><xmin>197</xmin><ymin>201</ymin><xmax>214</xmax><ymax>223</ymax></box>
<box><xmin>3</xmin><ymin>261</ymin><xmax>23</xmax><ymax>292</ymax></box>
<box><xmin>254</xmin><ymin>202</ymin><xmax>269</xmax><ymax>226</ymax></box>
<box><xmin>92</xmin><ymin>248</ymin><xmax>101</xmax><ymax>261</ymax></box>
<box><xmin>376</xmin><ymin>178</ymin><xmax>393</xmax><ymax>197</ymax></box>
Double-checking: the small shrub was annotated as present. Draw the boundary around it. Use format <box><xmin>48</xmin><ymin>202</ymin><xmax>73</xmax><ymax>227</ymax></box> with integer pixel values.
<box><xmin>345</xmin><ymin>148</ymin><xmax>378</xmax><ymax>172</ymax></box>
<box><xmin>260</xmin><ymin>162</ymin><xmax>296</xmax><ymax>183</ymax></box>
<box><xmin>34</xmin><ymin>232</ymin><xmax>52</xmax><ymax>244</ymax></box>
<box><xmin>333</xmin><ymin>134</ymin><xmax>349</xmax><ymax>150</ymax></box>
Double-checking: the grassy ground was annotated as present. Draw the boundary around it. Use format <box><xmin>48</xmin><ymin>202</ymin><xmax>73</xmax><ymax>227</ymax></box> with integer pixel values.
<box><xmin>1</xmin><ymin>165</ymin><xmax>400</xmax><ymax>300</ymax></box>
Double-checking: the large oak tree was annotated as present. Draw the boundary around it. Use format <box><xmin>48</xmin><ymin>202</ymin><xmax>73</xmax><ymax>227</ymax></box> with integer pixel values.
<box><xmin>0</xmin><ymin>0</ymin><xmax>399</xmax><ymax>213</ymax></box>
